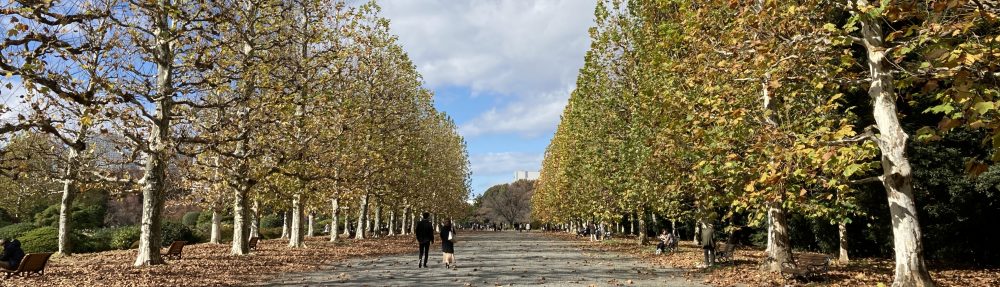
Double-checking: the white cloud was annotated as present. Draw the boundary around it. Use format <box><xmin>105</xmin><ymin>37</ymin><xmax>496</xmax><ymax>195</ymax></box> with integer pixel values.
<box><xmin>380</xmin><ymin>0</ymin><xmax>596</xmax><ymax>96</ymax></box>
<box><xmin>459</xmin><ymin>88</ymin><xmax>568</xmax><ymax>137</ymax></box>
<box><xmin>469</xmin><ymin>151</ymin><xmax>543</xmax><ymax>176</ymax></box>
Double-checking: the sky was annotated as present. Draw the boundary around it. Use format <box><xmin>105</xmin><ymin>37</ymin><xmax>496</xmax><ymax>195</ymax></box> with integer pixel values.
<box><xmin>379</xmin><ymin>0</ymin><xmax>598</xmax><ymax>197</ymax></box>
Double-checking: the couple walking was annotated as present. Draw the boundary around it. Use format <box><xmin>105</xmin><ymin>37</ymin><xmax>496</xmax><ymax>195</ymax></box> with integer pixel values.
<box><xmin>415</xmin><ymin>212</ymin><xmax>457</xmax><ymax>268</ymax></box>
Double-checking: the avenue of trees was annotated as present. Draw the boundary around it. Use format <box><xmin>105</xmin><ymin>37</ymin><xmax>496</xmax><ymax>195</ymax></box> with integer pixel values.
<box><xmin>0</xmin><ymin>0</ymin><xmax>470</xmax><ymax>266</ymax></box>
<box><xmin>533</xmin><ymin>1</ymin><xmax>998</xmax><ymax>287</ymax></box>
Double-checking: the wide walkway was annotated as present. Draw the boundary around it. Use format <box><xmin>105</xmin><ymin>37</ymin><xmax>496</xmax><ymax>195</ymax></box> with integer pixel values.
<box><xmin>264</xmin><ymin>231</ymin><xmax>705</xmax><ymax>286</ymax></box>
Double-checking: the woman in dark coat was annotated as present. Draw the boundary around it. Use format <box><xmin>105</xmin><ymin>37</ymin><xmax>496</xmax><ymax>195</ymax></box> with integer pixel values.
<box><xmin>440</xmin><ymin>220</ymin><xmax>456</xmax><ymax>268</ymax></box>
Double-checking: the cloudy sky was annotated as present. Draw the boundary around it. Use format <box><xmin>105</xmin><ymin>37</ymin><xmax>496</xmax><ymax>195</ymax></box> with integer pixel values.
<box><xmin>380</xmin><ymin>0</ymin><xmax>597</xmax><ymax>196</ymax></box>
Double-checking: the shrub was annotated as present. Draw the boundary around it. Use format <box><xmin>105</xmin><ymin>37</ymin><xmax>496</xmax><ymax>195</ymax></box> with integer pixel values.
<box><xmin>20</xmin><ymin>227</ymin><xmax>58</xmax><ymax>253</ymax></box>
<box><xmin>0</xmin><ymin>223</ymin><xmax>36</xmax><ymax>240</ymax></box>
<box><xmin>161</xmin><ymin>221</ymin><xmax>198</xmax><ymax>246</ymax></box>
<box><xmin>33</xmin><ymin>203</ymin><xmax>106</xmax><ymax>230</ymax></box>
<box><xmin>83</xmin><ymin>228</ymin><xmax>115</xmax><ymax>253</ymax></box>
<box><xmin>259</xmin><ymin>227</ymin><xmax>282</xmax><ymax>239</ymax></box>
<box><xmin>17</xmin><ymin>226</ymin><xmax>98</xmax><ymax>254</ymax></box>
<box><xmin>110</xmin><ymin>225</ymin><xmax>140</xmax><ymax>250</ymax></box>
<box><xmin>260</xmin><ymin>214</ymin><xmax>283</xmax><ymax>228</ymax></box>
<box><xmin>182</xmin><ymin>212</ymin><xmax>200</xmax><ymax>227</ymax></box>
<box><xmin>34</xmin><ymin>205</ymin><xmax>60</xmax><ymax>227</ymax></box>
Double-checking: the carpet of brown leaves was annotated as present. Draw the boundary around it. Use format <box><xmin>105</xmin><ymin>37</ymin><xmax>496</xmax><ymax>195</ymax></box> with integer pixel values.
<box><xmin>2</xmin><ymin>236</ymin><xmax>412</xmax><ymax>287</ymax></box>
<box><xmin>545</xmin><ymin>232</ymin><xmax>1000</xmax><ymax>287</ymax></box>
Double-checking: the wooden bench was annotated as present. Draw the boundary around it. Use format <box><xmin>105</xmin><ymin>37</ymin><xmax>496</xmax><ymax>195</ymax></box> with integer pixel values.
<box><xmin>248</xmin><ymin>237</ymin><xmax>259</xmax><ymax>250</ymax></box>
<box><xmin>3</xmin><ymin>252</ymin><xmax>53</xmax><ymax>279</ymax></box>
<box><xmin>781</xmin><ymin>253</ymin><xmax>830</xmax><ymax>280</ymax></box>
<box><xmin>162</xmin><ymin>241</ymin><xmax>187</xmax><ymax>260</ymax></box>
<box><xmin>715</xmin><ymin>243</ymin><xmax>737</xmax><ymax>265</ymax></box>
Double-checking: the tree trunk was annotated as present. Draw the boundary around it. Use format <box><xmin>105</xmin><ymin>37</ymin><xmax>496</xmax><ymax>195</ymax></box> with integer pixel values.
<box><xmin>133</xmin><ymin>0</ymin><xmax>176</xmax><ymax>266</ymax></box>
<box><xmin>134</xmin><ymin>147</ymin><xmax>167</xmax><ymax>266</ymax></box>
<box><xmin>410</xmin><ymin>212</ymin><xmax>417</xmax><ymax>234</ymax></box>
<box><xmin>856</xmin><ymin>5</ymin><xmax>935</xmax><ymax>286</ymax></box>
<box><xmin>839</xmin><ymin>222</ymin><xmax>850</xmax><ymax>264</ymax></box>
<box><xmin>231</xmin><ymin>178</ymin><xmax>251</xmax><ymax>255</ymax></box>
<box><xmin>288</xmin><ymin>194</ymin><xmax>305</xmax><ymax>248</ymax></box>
<box><xmin>765</xmin><ymin>201</ymin><xmax>793</xmax><ymax>272</ymax></box>
<box><xmin>389</xmin><ymin>209</ymin><xmax>396</xmax><ymax>236</ymax></box>
<box><xmin>651</xmin><ymin>213</ymin><xmax>659</xmax><ymax>235</ymax></box>
<box><xmin>330</xmin><ymin>198</ymin><xmax>339</xmax><ymax>242</ymax></box>
<box><xmin>343</xmin><ymin>214</ymin><xmax>351</xmax><ymax>236</ymax></box>
<box><xmin>693</xmin><ymin>221</ymin><xmax>700</xmax><ymax>245</ymax></box>
<box><xmin>401</xmin><ymin>206</ymin><xmax>409</xmax><ymax>235</ymax></box>
<box><xmin>57</xmin><ymin>149</ymin><xmax>79</xmax><ymax>256</ymax></box>
<box><xmin>373</xmin><ymin>202</ymin><xmax>382</xmax><ymax>238</ymax></box>
<box><xmin>281</xmin><ymin>210</ymin><xmax>290</xmax><ymax>239</ymax></box>
<box><xmin>307</xmin><ymin>212</ymin><xmax>315</xmax><ymax>237</ymax></box>
<box><xmin>627</xmin><ymin>213</ymin><xmax>634</xmax><ymax>235</ymax></box>
<box><xmin>250</xmin><ymin>200</ymin><xmax>260</xmax><ymax>238</ymax></box>
<box><xmin>355</xmin><ymin>194</ymin><xmax>369</xmax><ymax>239</ymax></box>
<box><xmin>671</xmin><ymin>220</ymin><xmax>677</xmax><ymax>237</ymax></box>
<box><xmin>210</xmin><ymin>209</ymin><xmax>221</xmax><ymax>244</ymax></box>
<box><xmin>638</xmin><ymin>211</ymin><xmax>648</xmax><ymax>245</ymax></box>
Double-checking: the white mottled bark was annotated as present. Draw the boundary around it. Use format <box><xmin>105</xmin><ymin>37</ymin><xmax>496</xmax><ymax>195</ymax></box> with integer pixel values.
<box><xmin>766</xmin><ymin>201</ymin><xmax>793</xmax><ymax>272</ymax></box>
<box><xmin>307</xmin><ymin>212</ymin><xmax>315</xmax><ymax>237</ymax></box>
<box><xmin>855</xmin><ymin>2</ymin><xmax>934</xmax><ymax>285</ymax></box>
<box><xmin>281</xmin><ymin>210</ymin><xmax>290</xmax><ymax>239</ymax></box>
<box><xmin>373</xmin><ymin>202</ymin><xmax>382</xmax><ymax>238</ymax></box>
<box><xmin>355</xmin><ymin>194</ymin><xmax>369</xmax><ymax>239</ymax></box>
<box><xmin>330</xmin><ymin>198</ymin><xmax>339</xmax><ymax>242</ymax></box>
<box><xmin>288</xmin><ymin>195</ymin><xmax>305</xmax><ymax>248</ymax></box>
<box><xmin>388</xmin><ymin>209</ymin><xmax>396</xmax><ymax>236</ymax></box>
<box><xmin>210</xmin><ymin>209</ymin><xmax>221</xmax><ymax>244</ymax></box>
<box><xmin>57</xmin><ymin>145</ymin><xmax>81</xmax><ymax>256</ymax></box>
<box><xmin>839</xmin><ymin>222</ymin><xmax>850</xmax><ymax>264</ymax></box>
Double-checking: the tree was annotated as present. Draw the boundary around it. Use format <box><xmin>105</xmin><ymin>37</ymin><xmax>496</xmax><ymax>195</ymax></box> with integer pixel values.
<box><xmin>478</xmin><ymin>180</ymin><xmax>534</xmax><ymax>225</ymax></box>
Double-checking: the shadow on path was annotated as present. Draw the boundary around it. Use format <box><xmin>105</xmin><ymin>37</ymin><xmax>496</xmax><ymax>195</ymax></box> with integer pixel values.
<box><xmin>262</xmin><ymin>231</ymin><xmax>705</xmax><ymax>286</ymax></box>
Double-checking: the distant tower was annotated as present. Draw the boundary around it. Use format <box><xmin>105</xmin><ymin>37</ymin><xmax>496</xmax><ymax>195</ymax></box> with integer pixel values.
<box><xmin>514</xmin><ymin>171</ymin><xmax>540</xmax><ymax>181</ymax></box>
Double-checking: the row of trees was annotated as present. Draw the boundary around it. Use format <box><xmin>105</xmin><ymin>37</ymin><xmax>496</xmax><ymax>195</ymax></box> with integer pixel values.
<box><xmin>1</xmin><ymin>0</ymin><xmax>470</xmax><ymax>266</ymax></box>
<box><xmin>534</xmin><ymin>1</ymin><xmax>997</xmax><ymax>287</ymax></box>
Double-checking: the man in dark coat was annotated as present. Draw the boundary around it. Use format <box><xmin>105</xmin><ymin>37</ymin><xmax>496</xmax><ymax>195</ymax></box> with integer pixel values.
<box><xmin>415</xmin><ymin>212</ymin><xmax>435</xmax><ymax>268</ymax></box>
<box><xmin>700</xmin><ymin>222</ymin><xmax>715</xmax><ymax>267</ymax></box>
<box><xmin>0</xmin><ymin>239</ymin><xmax>25</xmax><ymax>270</ymax></box>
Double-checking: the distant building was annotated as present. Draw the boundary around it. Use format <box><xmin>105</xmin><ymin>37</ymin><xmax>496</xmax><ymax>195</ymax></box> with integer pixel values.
<box><xmin>514</xmin><ymin>171</ymin><xmax>540</xmax><ymax>181</ymax></box>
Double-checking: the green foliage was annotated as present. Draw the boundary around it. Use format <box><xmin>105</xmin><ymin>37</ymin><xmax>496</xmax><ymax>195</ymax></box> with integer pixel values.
<box><xmin>182</xmin><ymin>212</ymin><xmax>200</xmax><ymax>227</ymax></box>
<box><xmin>20</xmin><ymin>227</ymin><xmax>59</xmax><ymax>253</ymax></box>
<box><xmin>260</xmin><ymin>214</ymin><xmax>283</xmax><ymax>229</ymax></box>
<box><xmin>0</xmin><ymin>223</ymin><xmax>36</xmax><ymax>240</ymax></box>
<box><xmin>109</xmin><ymin>225</ymin><xmax>140</xmax><ymax>250</ymax></box>
<box><xmin>33</xmin><ymin>203</ymin><xmax>106</xmax><ymax>230</ymax></box>
<box><xmin>84</xmin><ymin>228</ymin><xmax>116</xmax><ymax>253</ymax></box>
<box><xmin>161</xmin><ymin>221</ymin><xmax>198</xmax><ymax>246</ymax></box>
<box><xmin>0</xmin><ymin>209</ymin><xmax>14</xmax><ymax>228</ymax></box>
<box><xmin>19</xmin><ymin>226</ymin><xmax>86</xmax><ymax>253</ymax></box>
<box><xmin>259</xmin><ymin>227</ymin><xmax>282</xmax><ymax>240</ymax></box>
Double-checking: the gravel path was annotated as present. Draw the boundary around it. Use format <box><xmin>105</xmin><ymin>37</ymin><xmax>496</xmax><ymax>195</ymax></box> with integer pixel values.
<box><xmin>263</xmin><ymin>231</ymin><xmax>705</xmax><ymax>286</ymax></box>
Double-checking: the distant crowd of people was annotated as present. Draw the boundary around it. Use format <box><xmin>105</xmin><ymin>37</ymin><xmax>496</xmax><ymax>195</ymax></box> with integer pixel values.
<box><xmin>463</xmin><ymin>222</ymin><xmax>532</xmax><ymax>232</ymax></box>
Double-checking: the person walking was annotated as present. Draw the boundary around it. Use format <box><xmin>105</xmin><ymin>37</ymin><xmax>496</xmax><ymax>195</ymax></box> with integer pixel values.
<box><xmin>415</xmin><ymin>212</ymin><xmax>435</xmax><ymax>268</ymax></box>
<box><xmin>700</xmin><ymin>222</ymin><xmax>715</xmax><ymax>267</ymax></box>
<box><xmin>440</xmin><ymin>220</ymin><xmax>457</xmax><ymax>268</ymax></box>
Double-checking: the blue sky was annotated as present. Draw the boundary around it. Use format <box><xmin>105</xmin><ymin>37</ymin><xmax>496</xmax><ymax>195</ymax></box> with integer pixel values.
<box><xmin>380</xmin><ymin>0</ymin><xmax>598</xmax><ymax>197</ymax></box>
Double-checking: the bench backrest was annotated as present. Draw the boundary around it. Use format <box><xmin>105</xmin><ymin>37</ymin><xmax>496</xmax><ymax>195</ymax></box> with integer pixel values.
<box><xmin>166</xmin><ymin>241</ymin><xmax>187</xmax><ymax>255</ymax></box>
<box><xmin>17</xmin><ymin>253</ymin><xmax>53</xmax><ymax>272</ymax></box>
<box><xmin>795</xmin><ymin>253</ymin><xmax>829</xmax><ymax>266</ymax></box>
<box><xmin>248</xmin><ymin>237</ymin><xmax>258</xmax><ymax>248</ymax></box>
